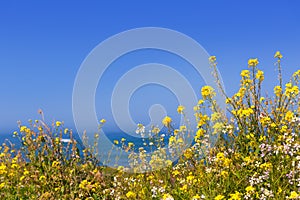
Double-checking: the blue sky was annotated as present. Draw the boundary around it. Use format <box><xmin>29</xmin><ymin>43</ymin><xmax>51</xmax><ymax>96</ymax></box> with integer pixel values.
<box><xmin>0</xmin><ymin>1</ymin><xmax>300</xmax><ymax>136</ymax></box>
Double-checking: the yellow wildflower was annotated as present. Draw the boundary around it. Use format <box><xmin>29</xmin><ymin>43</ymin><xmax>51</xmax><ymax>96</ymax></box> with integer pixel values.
<box><xmin>211</xmin><ymin>112</ymin><xmax>221</xmax><ymax>121</ymax></box>
<box><xmin>113</xmin><ymin>140</ymin><xmax>119</xmax><ymax>145</ymax></box>
<box><xmin>162</xmin><ymin>193</ymin><xmax>174</xmax><ymax>200</ymax></box>
<box><xmin>39</xmin><ymin>175</ymin><xmax>46</xmax><ymax>181</ymax></box>
<box><xmin>213</xmin><ymin>122</ymin><xmax>224</xmax><ymax>134</ymax></box>
<box><xmin>184</xmin><ymin>148</ymin><xmax>193</xmax><ymax>159</ymax></box>
<box><xmin>52</xmin><ymin>161</ymin><xmax>60</xmax><ymax>168</ymax></box>
<box><xmin>64</xmin><ymin>128</ymin><xmax>69</xmax><ymax>134</ymax></box>
<box><xmin>223</xmin><ymin>158</ymin><xmax>231</xmax><ymax>167</ymax></box>
<box><xmin>20</xmin><ymin>126</ymin><xmax>27</xmax><ymax>132</ymax></box>
<box><xmin>180</xmin><ymin>125</ymin><xmax>187</xmax><ymax>132</ymax></box>
<box><xmin>216</xmin><ymin>152</ymin><xmax>225</xmax><ymax>161</ymax></box>
<box><xmin>177</xmin><ymin>105</ymin><xmax>185</xmax><ymax>114</ymax></box>
<box><xmin>79</xmin><ymin>179</ymin><xmax>89</xmax><ymax>190</ymax></box>
<box><xmin>192</xmin><ymin>194</ymin><xmax>201</xmax><ymax>199</ymax></box>
<box><xmin>0</xmin><ymin>164</ymin><xmax>7</xmax><ymax>175</ymax></box>
<box><xmin>126</xmin><ymin>191</ymin><xmax>137</xmax><ymax>198</ymax></box>
<box><xmin>274</xmin><ymin>51</ymin><xmax>283</xmax><ymax>59</ymax></box>
<box><xmin>180</xmin><ymin>184</ymin><xmax>188</xmax><ymax>192</ymax></box>
<box><xmin>285</xmin><ymin>111</ymin><xmax>294</xmax><ymax>122</ymax></box>
<box><xmin>100</xmin><ymin>119</ymin><xmax>106</xmax><ymax>123</ymax></box>
<box><xmin>256</xmin><ymin>70</ymin><xmax>264</xmax><ymax>81</ymax></box>
<box><xmin>162</xmin><ymin>116</ymin><xmax>172</xmax><ymax>127</ymax></box>
<box><xmin>201</xmin><ymin>85</ymin><xmax>215</xmax><ymax>99</ymax></box>
<box><xmin>193</xmin><ymin>105</ymin><xmax>200</xmax><ymax>111</ymax></box>
<box><xmin>220</xmin><ymin>171</ymin><xmax>228</xmax><ymax>178</ymax></box>
<box><xmin>55</xmin><ymin>137</ymin><xmax>60</xmax><ymax>144</ymax></box>
<box><xmin>285</xmin><ymin>83</ymin><xmax>299</xmax><ymax>98</ymax></box>
<box><xmin>195</xmin><ymin>128</ymin><xmax>205</xmax><ymax>140</ymax></box>
<box><xmin>225</xmin><ymin>98</ymin><xmax>232</xmax><ymax>104</ymax></box>
<box><xmin>209</xmin><ymin>55</ymin><xmax>216</xmax><ymax>63</ymax></box>
<box><xmin>24</xmin><ymin>169</ymin><xmax>29</xmax><ymax>175</ymax></box>
<box><xmin>229</xmin><ymin>191</ymin><xmax>242</xmax><ymax>200</ymax></box>
<box><xmin>172</xmin><ymin>170</ymin><xmax>180</xmax><ymax>176</ymax></box>
<box><xmin>235</xmin><ymin>87</ymin><xmax>246</xmax><ymax>97</ymax></box>
<box><xmin>260</xmin><ymin>116</ymin><xmax>271</xmax><ymax>125</ymax></box>
<box><xmin>11</xmin><ymin>163</ymin><xmax>18</xmax><ymax>169</ymax></box>
<box><xmin>289</xmin><ymin>191</ymin><xmax>299</xmax><ymax>199</ymax></box>
<box><xmin>293</xmin><ymin>69</ymin><xmax>300</xmax><ymax>77</ymax></box>
<box><xmin>240</xmin><ymin>70</ymin><xmax>250</xmax><ymax>79</ymax></box>
<box><xmin>245</xmin><ymin>186</ymin><xmax>255</xmax><ymax>193</ymax></box>
<box><xmin>248</xmin><ymin>58</ymin><xmax>259</xmax><ymax>67</ymax></box>
<box><xmin>215</xmin><ymin>195</ymin><xmax>225</xmax><ymax>200</ymax></box>
<box><xmin>237</xmin><ymin>108</ymin><xmax>254</xmax><ymax>117</ymax></box>
<box><xmin>198</xmin><ymin>99</ymin><xmax>204</xmax><ymax>105</ymax></box>
<box><xmin>280</xmin><ymin>125</ymin><xmax>287</xmax><ymax>133</ymax></box>
<box><xmin>196</xmin><ymin>114</ymin><xmax>210</xmax><ymax>127</ymax></box>
<box><xmin>55</xmin><ymin>121</ymin><xmax>62</xmax><ymax>127</ymax></box>
<box><xmin>128</xmin><ymin>142</ymin><xmax>134</xmax><ymax>148</ymax></box>
<box><xmin>186</xmin><ymin>174</ymin><xmax>195</xmax><ymax>183</ymax></box>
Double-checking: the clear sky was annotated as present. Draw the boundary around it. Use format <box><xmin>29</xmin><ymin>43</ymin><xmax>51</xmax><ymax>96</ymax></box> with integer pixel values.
<box><xmin>0</xmin><ymin>1</ymin><xmax>300</xmax><ymax>136</ymax></box>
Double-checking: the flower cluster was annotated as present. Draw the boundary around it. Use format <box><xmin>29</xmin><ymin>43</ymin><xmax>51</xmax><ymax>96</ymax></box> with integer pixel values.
<box><xmin>0</xmin><ymin>52</ymin><xmax>300</xmax><ymax>199</ymax></box>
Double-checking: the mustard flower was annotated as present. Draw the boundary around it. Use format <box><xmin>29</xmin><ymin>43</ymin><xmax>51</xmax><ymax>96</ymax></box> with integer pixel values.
<box><xmin>195</xmin><ymin>128</ymin><xmax>205</xmax><ymax>140</ymax></box>
<box><xmin>0</xmin><ymin>164</ymin><xmax>7</xmax><ymax>175</ymax></box>
<box><xmin>215</xmin><ymin>195</ymin><xmax>225</xmax><ymax>200</ymax></box>
<box><xmin>39</xmin><ymin>175</ymin><xmax>46</xmax><ymax>181</ymax></box>
<box><xmin>201</xmin><ymin>85</ymin><xmax>215</xmax><ymax>99</ymax></box>
<box><xmin>184</xmin><ymin>148</ymin><xmax>193</xmax><ymax>159</ymax></box>
<box><xmin>177</xmin><ymin>105</ymin><xmax>185</xmax><ymax>114</ymax></box>
<box><xmin>256</xmin><ymin>70</ymin><xmax>264</xmax><ymax>81</ymax></box>
<box><xmin>274</xmin><ymin>85</ymin><xmax>282</xmax><ymax>97</ymax></box>
<box><xmin>162</xmin><ymin>116</ymin><xmax>172</xmax><ymax>127</ymax></box>
<box><xmin>55</xmin><ymin>121</ymin><xmax>62</xmax><ymax>127</ymax></box>
<box><xmin>162</xmin><ymin>193</ymin><xmax>174</xmax><ymax>200</ymax></box>
<box><xmin>211</xmin><ymin>112</ymin><xmax>221</xmax><ymax>121</ymax></box>
<box><xmin>284</xmin><ymin>83</ymin><xmax>299</xmax><ymax>97</ymax></box>
<box><xmin>79</xmin><ymin>179</ymin><xmax>89</xmax><ymax>190</ymax></box>
<box><xmin>126</xmin><ymin>191</ymin><xmax>137</xmax><ymax>198</ymax></box>
<box><xmin>209</xmin><ymin>55</ymin><xmax>216</xmax><ymax>63</ymax></box>
<box><xmin>245</xmin><ymin>186</ymin><xmax>255</xmax><ymax>193</ymax></box>
<box><xmin>20</xmin><ymin>126</ymin><xmax>28</xmax><ymax>132</ymax></box>
<box><xmin>198</xmin><ymin>99</ymin><xmax>204</xmax><ymax>105</ymax></box>
<box><xmin>52</xmin><ymin>161</ymin><xmax>60</xmax><ymax>168</ymax></box>
<box><xmin>293</xmin><ymin>69</ymin><xmax>300</xmax><ymax>77</ymax></box>
<box><xmin>240</xmin><ymin>70</ymin><xmax>250</xmax><ymax>79</ymax></box>
<box><xmin>216</xmin><ymin>152</ymin><xmax>225</xmax><ymax>161</ymax></box>
<box><xmin>128</xmin><ymin>142</ymin><xmax>134</xmax><ymax>148</ymax></box>
<box><xmin>285</xmin><ymin>111</ymin><xmax>294</xmax><ymax>122</ymax></box>
<box><xmin>113</xmin><ymin>140</ymin><xmax>119</xmax><ymax>145</ymax></box>
<box><xmin>172</xmin><ymin>170</ymin><xmax>180</xmax><ymax>176</ymax></box>
<box><xmin>64</xmin><ymin>128</ymin><xmax>69</xmax><ymax>134</ymax></box>
<box><xmin>274</xmin><ymin>51</ymin><xmax>283</xmax><ymax>59</ymax></box>
<box><xmin>229</xmin><ymin>191</ymin><xmax>242</xmax><ymax>200</ymax></box>
<box><xmin>192</xmin><ymin>194</ymin><xmax>201</xmax><ymax>200</ymax></box>
<box><xmin>248</xmin><ymin>58</ymin><xmax>259</xmax><ymax>67</ymax></box>
<box><xmin>289</xmin><ymin>191</ymin><xmax>299</xmax><ymax>199</ymax></box>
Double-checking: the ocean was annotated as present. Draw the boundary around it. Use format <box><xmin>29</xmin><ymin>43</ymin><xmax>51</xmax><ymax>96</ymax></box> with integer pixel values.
<box><xmin>0</xmin><ymin>131</ymin><xmax>181</xmax><ymax>168</ymax></box>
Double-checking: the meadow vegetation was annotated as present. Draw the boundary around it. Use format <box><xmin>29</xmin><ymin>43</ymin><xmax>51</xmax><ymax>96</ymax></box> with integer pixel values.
<box><xmin>1</xmin><ymin>52</ymin><xmax>300</xmax><ymax>199</ymax></box>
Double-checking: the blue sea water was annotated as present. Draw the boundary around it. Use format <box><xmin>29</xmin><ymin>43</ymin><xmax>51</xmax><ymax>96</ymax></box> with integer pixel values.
<box><xmin>0</xmin><ymin>131</ymin><xmax>176</xmax><ymax>167</ymax></box>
